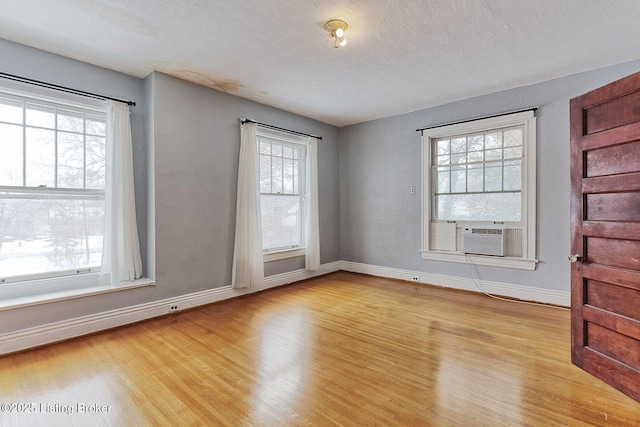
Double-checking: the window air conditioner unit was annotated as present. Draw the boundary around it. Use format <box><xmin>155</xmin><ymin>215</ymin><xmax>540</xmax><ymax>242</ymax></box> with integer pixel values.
<box><xmin>462</xmin><ymin>227</ymin><xmax>507</xmax><ymax>257</ymax></box>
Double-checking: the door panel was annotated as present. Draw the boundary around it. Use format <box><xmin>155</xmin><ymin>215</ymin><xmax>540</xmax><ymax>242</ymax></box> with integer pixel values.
<box><xmin>585</xmin><ymin>89</ymin><xmax>640</xmax><ymax>133</ymax></box>
<box><xmin>586</xmin><ymin>140</ymin><xmax>640</xmax><ymax>176</ymax></box>
<box><xmin>588</xmin><ymin>323</ymin><xmax>640</xmax><ymax>370</ymax></box>
<box><xmin>584</xmin><ymin>175</ymin><xmax>640</xmax><ymax>194</ymax></box>
<box><xmin>583</xmin><ymin>221</ymin><xmax>640</xmax><ymax>240</ymax></box>
<box><xmin>586</xmin><ymin>193</ymin><xmax>640</xmax><ymax>220</ymax></box>
<box><xmin>581</xmin><ymin>263</ymin><xmax>640</xmax><ymax>290</ymax></box>
<box><xmin>583</xmin><ymin>349</ymin><xmax>640</xmax><ymax>401</ymax></box>
<box><xmin>586</xmin><ymin>237</ymin><xmax>640</xmax><ymax>270</ymax></box>
<box><xmin>571</xmin><ymin>70</ymin><xmax>640</xmax><ymax>403</ymax></box>
<box><xmin>586</xmin><ymin>280</ymin><xmax>640</xmax><ymax>319</ymax></box>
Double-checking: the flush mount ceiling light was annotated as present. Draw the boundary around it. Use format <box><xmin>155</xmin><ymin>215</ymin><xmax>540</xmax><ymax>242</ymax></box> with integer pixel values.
<box><xmin>324</xmin><ymin>19</ymin><xmax>348</xmax><ymax>48</ymax></box>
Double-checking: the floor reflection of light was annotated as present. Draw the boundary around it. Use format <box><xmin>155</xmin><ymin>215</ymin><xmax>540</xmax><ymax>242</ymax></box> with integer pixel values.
<box><xmin>1</xmin><ymin>373</ymin><xmax>128</xmax><ymax>427</ymax></box>
<box><xmin>252</xmin><ymin>310</ymin><xmax>309</xmax><ymax>422</ymax></box>
<box><xmin>434</xmin><ymin>330</ymin><xmax>523</xmax><ymax>424</ymax></box>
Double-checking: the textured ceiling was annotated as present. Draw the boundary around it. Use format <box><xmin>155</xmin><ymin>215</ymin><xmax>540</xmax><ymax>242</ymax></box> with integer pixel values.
<box><xmin>0</xmin><ymin>1</ymin><xmax>639</xmax><ymax>126</ymax></box>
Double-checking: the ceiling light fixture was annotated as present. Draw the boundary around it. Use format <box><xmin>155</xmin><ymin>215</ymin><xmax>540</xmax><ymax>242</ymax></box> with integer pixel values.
<box><xmin>324</xmin><ymin>19</ymin><xmax>348</xmax><ymax>48</ymax></box>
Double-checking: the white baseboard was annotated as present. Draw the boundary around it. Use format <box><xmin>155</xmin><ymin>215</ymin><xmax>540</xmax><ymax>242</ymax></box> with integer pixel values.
<box><xmin>340</xmin><ymin>261</ymin><xmax>570</xmax><ymax>307</ymax></box>
<box><xmin>0</xmin><ymin>260</ymin><xmax>567</xmax><ymax>356</ymax></box>
<box><xmin>0</xmin><ymin>261</ymin><xmax>342</xmax><ymax>356</ymax></box>
<box><xmin>263</xmin><ymin>261</ymin><xmax>342</xmax><ymax>289</ymax></box>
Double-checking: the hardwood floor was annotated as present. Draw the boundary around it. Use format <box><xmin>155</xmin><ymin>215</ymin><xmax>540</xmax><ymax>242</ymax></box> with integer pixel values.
<box><xmin>1</xmin><ymin>271</ymin><xmax>639</xmax><ymax>426</ymax></box>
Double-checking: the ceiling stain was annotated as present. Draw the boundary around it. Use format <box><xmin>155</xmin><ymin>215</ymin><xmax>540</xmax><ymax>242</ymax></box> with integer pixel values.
<box><xmin>149</xmin><ymin>62</ymin><xmax>245</xmax><ymax>94</ymax></box>
<box><xmin>170</xmin><ymin>70</ymin><xmax>244</xmax><ymax>93</ymax></box>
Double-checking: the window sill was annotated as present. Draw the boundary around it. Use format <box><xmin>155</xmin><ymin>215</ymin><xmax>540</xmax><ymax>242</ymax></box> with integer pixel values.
<box><xmin>264</xmin><ymin>247</ymin><xmax>306</xmax><ymax>262</ymax></box>
<box><xmin>421</xmin><ymin>250</ymin><xmax>538</xmax><ymax>271</ymax></box>
<box><xmin>0</xmin><ymin>276</ymin><xmax>155</xmax><ymax>311</ymax></box>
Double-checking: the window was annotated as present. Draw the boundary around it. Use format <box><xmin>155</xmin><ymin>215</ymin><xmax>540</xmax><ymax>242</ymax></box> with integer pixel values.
<box><xmin>0</xmin><ymin>87</ymin><xmax>106</xmax><ymax>283</ymax></box>
<box><xmin>421</xmin><ymin>110</ymin><xmax>537</xmax><ymax>270</ymax></box>
<box><xmin>257</xmin><ymin>128</ymin><xmax>307</xmax><ymax>258</ymax></box>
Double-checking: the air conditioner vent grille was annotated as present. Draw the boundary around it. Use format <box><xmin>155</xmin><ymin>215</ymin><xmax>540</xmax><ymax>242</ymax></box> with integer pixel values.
<box><xmin>471</xmin><ymin>228</ymin><xmax>503</xmax><ymax>235</ymax></box>
<box><xmin>462</xmin><ymin>227</ymin><xmax>507</xmax><ymax>256</ymax></box>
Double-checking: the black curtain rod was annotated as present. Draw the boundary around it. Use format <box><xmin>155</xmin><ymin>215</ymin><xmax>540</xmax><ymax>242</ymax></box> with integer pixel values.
<box><xmin>416</xmin><ymin>107</ymin><xmax>537</xmax><ymax>133</ymax></box>
<box><xmin>0</xmin><ymin>72</ymin><xmax>136</xmax><ymax>106</ymax></box>
<box><xmin>241</xmin><ymin>118</ymin><xmax>322</xmax><ymax>140</ymax></box>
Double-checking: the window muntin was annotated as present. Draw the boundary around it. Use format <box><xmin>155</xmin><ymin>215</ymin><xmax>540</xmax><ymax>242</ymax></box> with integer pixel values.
<box><xmin>0</xmin><ymin>92</ymin><xmax>106</xmax><ymax>282</ymax></box>
<box><xmin>258</xmin><ymin>135</ymin><xmax>306</xmax><ymax>252</ymax></box>
<box><xmin>433</xmin><ymin>126</ymin><xmax>523</xmax><ymax>222</ymax></box>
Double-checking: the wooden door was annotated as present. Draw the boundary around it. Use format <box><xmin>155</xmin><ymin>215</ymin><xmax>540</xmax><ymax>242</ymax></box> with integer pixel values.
<box><xmin>570</xmin><ymin>71</ymin><xmax>640</xmax><ymax>403</ymax></box>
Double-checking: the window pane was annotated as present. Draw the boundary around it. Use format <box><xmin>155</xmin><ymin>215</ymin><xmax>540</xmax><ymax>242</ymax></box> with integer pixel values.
<box><xmin>0</xmin><ymin>123</ymin><xmax>24</xmax><ymax>186</ymax></box>
<box><xmin>451</xmin><ymin>153</ymin><xmax>466</xmax><ymax>164</ymax></box>
<box><xmin>435</xmin><ymin>193</ymin><xmax>521</xmax><ymax>222</ymax></box>
<box><xmin>58</xmin><ymin>132</ymin><xmax>85</xmax><ymax>188</ymax></box>
<box><xmin>436</xmin><ymin>139</ymin><xmax>450</xmax><ymax>155</ymax></box>
<box><xmin>58</xmin><ymin>109</ymin><xmax>84</xmax><ymax>132</ymax></box>
<box><xmin>26</xmin><ymin>103</ymin><xmax>55</xmax><ymax>128</ymax></box>
<box><xmin>272</xmin><ymin>142</ymin><xmax>282</xmax><ymax>157</ymax></box>
<box><xmin>504</xmin><ymin>160</ymin><xmax>521</xmax><ymax>191</ymax></box>
<box><xmin>86</xmin><ymin>114</ymin><xmax>106</xmax><ymax>136</ymax></box>
<box><xmin>467</xmin><ymin>135</ymin><xmax>483</xmax><ymax>152</ymax></box>
<box><xmin>272</xmin><ymin>156</ymin><xmax>283</xmax><ymax>193</ymax></box>
<box><xmin>485</xmin><ymin>132</ymin><xmax>502</xmax><ymax>149</ymax></box>
<box><xmin>26</xmin><ymin>128</ymin><xmax>55</xmax><ymax>187</ymax></box>
<box><xmin>435</xmin><ymin>167</ymin><xmax>450</xmax><ymax>194</ymax></box>
<box><xmin>504</xmin><ymin>146</ymin><xmax>522</xmax><ymax>159</ymax></box>
<box><xmin>283</xmin><ymin>145</ymin><xmax>293</xmax><ymax>159</ymax></box>
<box><xmin>436</xmin><ymin>154</ymin><xmax>450</xmax><ymax>165</ymax></box>
<box><xmin>259</xmin><ymin>140</ymin><xmax>271</xmax><ymax>155</ymax></box>
<box><xmin>86</xmin><ymin>136</ymin><xmax>105</xmax><ymax>189</ymax></box>
<box><xmin>504</xmin><ymin>129</ymin><xmax>522</xmax><ymax>147</ymax></box>
<box><xmin>259</xmin><ymin>154</ymin><xmax>271</xmax><ymax>193</ymax></box>
<box><xmin>0</xmin><ymin>196</ymin><xmax>104</xmax><ymax>278</ymax></box>
<box><xmin>260</xmin><ymin>195</ymin><xmax>302</xmax><ymax>250</ymax></box>
<box><xmin>451</xmin><ymin>138</ymin><xmax>466</xmax><ymax>153</ymax></box>
<box><xmin>0</xmin><ymin>97</ymin><xmax>24</xmax><ymax>124</ymax></box>
<box><xmin>451</xmin><ymin>165</ymin><xmax>466</xmax><ymax>193</ymax></box>
<box><xmin>467</xmin><ymin>150</ymin><xmax>483</xmax><ymax>162</ymax></box>
<box><xmin>485</xmin><ymin>148</ymin><xmax>502</xmax><ymax>161</ymax></box>
<box><xmin>484</xmin><ymin>162</ymin><xmax>503</xmax><ymax>191</ymax></box>
<box><xmin>283</xmin><ymin>158</ymin><xmax>294</xmax><ymax>194</ymax></box>
<box><xmin>293</xmin><ymin>160</ymin><xmax>300</xmax><ymax>194</ymax></box>
<box><xmin>467</xmin><ymin>164</ymin><xmax>484</xmax><ymax>192</ymax></box>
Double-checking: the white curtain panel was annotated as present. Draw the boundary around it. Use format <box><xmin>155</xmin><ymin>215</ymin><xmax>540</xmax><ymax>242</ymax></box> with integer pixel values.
<box><xmin>100</xmin><ymin>100</ymin><xmax>143</xmax><ymax>285</ymax></box>
<box><xmin>305</xmin><ymin>137</ymin><xmax>320</xmax><ymax>270</ymax></box>
<box><xmin>232</xmin><ymin>122</ymin><xmax>264</xmax><ymax>289</ymax></box>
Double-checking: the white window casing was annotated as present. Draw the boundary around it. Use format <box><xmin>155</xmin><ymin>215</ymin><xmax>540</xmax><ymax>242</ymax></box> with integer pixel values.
<box><xmin>0</xmin><ymin>82</ymin><xmax>107</xmax><ymax>284</ymax></box>
<box><xmin>256</xmin><ymin>126</ymin><xmax>308</xmax><ymax>261</ymax></box>
<box><xmin>0</xmin><ymin>79</ymin><xmax>152</xmax><ymax>310</ymax></box>
<box><xmin>420</xmin><ymin>110</ymin><xmax>538</xmax><ymax>270</ymax></box>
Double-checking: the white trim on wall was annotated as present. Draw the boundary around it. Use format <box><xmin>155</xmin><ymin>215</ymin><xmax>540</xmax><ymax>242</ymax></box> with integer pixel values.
<box><xmin>0</xmin><ymin>261</ymin><xmax>342</xmax><ymax>356</ymax></box>
<box><xmin>340</xmin><ymin>261</ymin><xmax>569</xmax><ymax>307</ymax></box>
<box><xmin>421</xmin><ymin>110</ymin><xmax>538</xmax><ymax>270</ymax></box>
<box><xmin>0</xmin><ymin>260</ymin><xmax>569</xmax><ymax>356</ymax></box>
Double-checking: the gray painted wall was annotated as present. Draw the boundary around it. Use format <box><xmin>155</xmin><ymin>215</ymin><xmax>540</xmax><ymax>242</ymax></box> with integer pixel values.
<box><xmin>339</xmin><ymin>59</ymin><xmax>640</xmax><ymax>292</ymax></box>
<box><xmin>150</xmin><ymin>72</ymin><xmax>340</xmax><ymax>296</ymax></box>
<box><xmin>0</xmin><ymin>40</ymin><xmax>340</xmax><ymax>333</ymax></box>
<box><xmin>3</xmin><ymin>34</ymin><xmax>640</xmax><ymax>336</ymax></box>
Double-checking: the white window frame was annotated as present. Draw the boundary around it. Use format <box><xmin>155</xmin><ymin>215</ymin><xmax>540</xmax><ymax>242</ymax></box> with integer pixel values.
<box><xmin>256</xmin><ymin>127</ymin><xmax>308</xmax><ymax>262</ymax></box>
<box><xmin>0</xmin><ymin>80</ymin><xmax>154</xmax><ymax>310</ymax></box>
<box><xmin>0</xmin><ymin>81</ymin><xmax>108</xmax><ymax>284</ymax></box>
<box><xmin>421</xmin><ymin>110</ymin><xmax>538</xmax><ymax>270</ymax></box>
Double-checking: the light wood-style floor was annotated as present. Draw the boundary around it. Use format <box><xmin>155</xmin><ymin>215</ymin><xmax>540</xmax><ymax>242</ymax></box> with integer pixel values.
<box><xmin>1</xmin><ymin>272</ymin><xmax>639</xmax><ymax>426</ymax></box>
